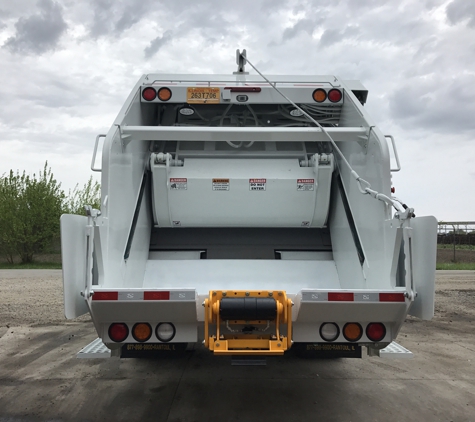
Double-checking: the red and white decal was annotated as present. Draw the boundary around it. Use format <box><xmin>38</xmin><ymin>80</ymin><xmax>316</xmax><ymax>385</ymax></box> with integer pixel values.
<box><xmin>170</xmin><ymin>178</ymin><xmax>187</xmax><ymax>190</ymax></box>
<box><xmin>297</xmin><ymin>179</ymin><xmax>314</xmax><ymax>191</ymax></box>
<box><xmin>249</xmin><ymin>178</ymin><xmax>266</xmax><ymax>191</ymax></box>
<box><xmin>302</xmin><ymin>291</ymin><xmax>406</xmax><ymax>302</ymax></box>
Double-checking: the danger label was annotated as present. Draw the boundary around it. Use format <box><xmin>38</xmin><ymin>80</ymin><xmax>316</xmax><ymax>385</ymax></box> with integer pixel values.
<box><xmin>212</xmin><ymin>178</ymin><xmax>230</xmax><ymax>191</ymax></box>
<box><xmin>249</xmin><ymin>178</ymin><xmax>266</xmax><ymax>191</ymax></box>
<box><xmin>170</xmin><ymin>178</ymin><xmax>187</xmax><ymax>190</ymax></box>
<box><xmin>297</xmin><ymin>178</ymin><xmax>314</xmax><ymax>191</ymax></box>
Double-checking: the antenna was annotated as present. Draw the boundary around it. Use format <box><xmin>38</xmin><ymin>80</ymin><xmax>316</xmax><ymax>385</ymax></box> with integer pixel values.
<box><xmin>233</xmin><ymin>49</ymin><xmax>249</xmax><ymax>75</ymax></box>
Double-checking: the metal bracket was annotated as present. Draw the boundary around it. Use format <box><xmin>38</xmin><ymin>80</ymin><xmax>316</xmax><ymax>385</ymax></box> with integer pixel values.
<box><xmin>233</xmin><ymin>49</ymin><xmax>249</xmax><ymax>75</ymax></box>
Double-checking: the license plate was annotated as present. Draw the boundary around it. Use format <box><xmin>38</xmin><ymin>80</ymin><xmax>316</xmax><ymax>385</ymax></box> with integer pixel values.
<box><xmin>187</xmin><ymin>87</ymin><xmax>220</xmax><ymax>104</ymax></box>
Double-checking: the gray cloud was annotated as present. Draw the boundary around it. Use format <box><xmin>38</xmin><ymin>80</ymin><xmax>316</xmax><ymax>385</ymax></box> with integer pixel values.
<box><xmin>282</xmin><ymin>18</ymin><xmax>320</xmax><ymax>41</ymax></box>
<box><xmin>144</xmin><ymin>30</ymin><xmax>173</xmax><ymax>59</ymax></box>
<box><xmin>319</xmin><ymin>26</ymin><xmax>360</xmax><ymax>47</ymax></box>
<box><xmin>389</xmin><ymin>73</ymin><xmax>475</xmax><ymax>134</ymax></box>
<box><xmin>446</xmin><ymin>0</ymin><xmax>475</xmax><ymax>27</ymax></box>
<box><xmin>3</xmin><ymin>0</ymin><xmax>67</xmax><ymax>54</ymax></box>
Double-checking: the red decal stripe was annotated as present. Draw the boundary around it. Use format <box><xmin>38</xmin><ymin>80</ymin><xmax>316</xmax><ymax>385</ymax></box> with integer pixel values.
<box><xmin>144</xmin><ymin>291</ymin><xmax>170</xmax><ymax>300</ymax></box>
<box><xmin>379</xmin><ymin>293</ymin><xmax>405</xmax><ymax>302</ymax></box>
<box><xmin>92</xmin><ymin>292</ymin><xmax>118</xmax><ymax>301</ymax></box>
<box><xmin>328</xmin><ymin>292</ymin><xmax>354</xmax><ymax>301</ymax></box>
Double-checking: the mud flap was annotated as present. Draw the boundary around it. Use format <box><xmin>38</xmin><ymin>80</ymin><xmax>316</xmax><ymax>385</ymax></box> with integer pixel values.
<box><xmin>408</xmin><ymin>216</ymin><xmax>438</xmax><ymax>320</ymax></box>
<box><xmin>61</xmin><ymin>214</ymin><xmax>88</xmax><ymax>319</ymax></box>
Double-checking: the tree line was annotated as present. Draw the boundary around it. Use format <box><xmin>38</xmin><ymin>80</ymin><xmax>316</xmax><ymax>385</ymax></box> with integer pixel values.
<box><xmin>0</xmin><ymin>163</ymin><xmax>100</xmax><ymax>264</ymax></box>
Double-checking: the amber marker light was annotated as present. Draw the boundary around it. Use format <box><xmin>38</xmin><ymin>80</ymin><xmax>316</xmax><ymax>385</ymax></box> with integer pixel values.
<box><xmin>343</xmin><ymin>322</ymin><xmax>363</xmax><ymax>342</ymax></box>
<box><xmin>312</xmin><ymin>88</ymin><xmax>327</xmax><ymax>102</ymax></box>
<box><xmin>157</xmin><ymin>87</ymin><xmax>172</xmax><ymax>101</ymax></box>
<box><xmin>132</xmin><ymin>323</ymin><xmax>152</xmax><ymax>342</ymax></box>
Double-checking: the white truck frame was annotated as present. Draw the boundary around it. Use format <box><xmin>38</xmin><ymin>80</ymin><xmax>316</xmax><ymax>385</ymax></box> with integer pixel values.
<box><xmin>62</xmin><ymin>51</ymin><xmax>437</xmax><ymax>360</ymax></box>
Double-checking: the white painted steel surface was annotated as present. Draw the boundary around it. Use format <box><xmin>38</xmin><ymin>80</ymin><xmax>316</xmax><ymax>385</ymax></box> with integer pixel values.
<box><xmin>77</xmin><ymin>338</ymin><xmax>111</xmax><ymax>359</ymax></box>
<box><xmin>60</xmin><ymin>214</ymin><xmax>88</xmax><ymax>319</ymax></box>
<box><xmin>151</xmin><ymin>157</ymin><xmax>333</xmax><ymax>228</ymax></box>
<box><xmin>379</xmin><ymin>341</ymin><xmax>413</xmax><ymax>359</ymax></box>
<box><xmin>143</xmin><ymin>259</ymin><xmax>340</xmax><ymax>292</ymax></box>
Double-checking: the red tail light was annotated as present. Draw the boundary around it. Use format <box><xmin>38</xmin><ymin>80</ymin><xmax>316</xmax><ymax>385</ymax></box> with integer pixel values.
<box><xmin>328</xmin><ymin>89</ymin><xmax>342</xmax><ymax>102</ymax></box>
<box><xmin>142</xmin><ymin>87</ymin><xmax>157</xmax><ymax>101</ymax></box>
<box><xmin>366</xmin><ymin>323</ymin><xmax>386</xmax><ymax>342</ymax></box>
<box><xmin>109</xmin><ymin>323</ymin><xmax>129</xmax><ymax>342</ymax></box>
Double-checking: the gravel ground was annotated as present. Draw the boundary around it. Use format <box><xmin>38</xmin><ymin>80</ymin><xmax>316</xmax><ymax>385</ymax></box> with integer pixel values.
<box><xmin>1</xmin><ymin>269</ymin><xmax>474</xmax><ymax>332</ymax></box>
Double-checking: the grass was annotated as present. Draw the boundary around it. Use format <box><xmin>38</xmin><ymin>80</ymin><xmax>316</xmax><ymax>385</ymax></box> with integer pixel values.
<box><xmin>0</xmin><ymin>262</ymin><xmax>62</xmax><ymax>270</ymax></box>
<box><xmin>438</xmin><ymin>244</ymin><xmax>474</xmax><ymax>250</ymax></box>
<box><xmin>436</xmin><ymin>262</ymin><xmax>475</xmax><ymax>271</ymax></box>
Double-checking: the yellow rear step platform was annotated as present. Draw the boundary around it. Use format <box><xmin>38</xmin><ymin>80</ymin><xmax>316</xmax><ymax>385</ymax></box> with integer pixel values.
<box><xmin>204</xmin><ymin>290</ymin><xmax>292</xmax><ymax>355</ymax></box>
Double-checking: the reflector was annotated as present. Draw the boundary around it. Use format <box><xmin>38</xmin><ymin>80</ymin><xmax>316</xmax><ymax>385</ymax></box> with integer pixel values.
<box><xmin>343</xmin><ymin>322</ymin><xmax>363</xmax><ymax>342</ymax></box>
<box><xmin>109</xmin><ymin>323</ymin><xmax>129</xmax><ymax>342</ymax></box>
<box><xmin>132</xmin><ymin>323</ymin><xmax>152</xmax><ymax>342</ymax></box>
<box><xmin>158</xmin><ymin>87</ymin><xmax>172</xmax><ymax>101</ymax></box>
<box><xmin>328</xmin><ymin>89</ymin><xmax>342</xmax><ymax>102</ymax></box>
<box><xmin>142</xmin><ymin>87</ymin><xmax>157</xmax><ymax>101</ymax></box>
<box><xmin>366</xmin><ymin>323</ymin><xmax>386</xmax><ymax>342</ymax></box>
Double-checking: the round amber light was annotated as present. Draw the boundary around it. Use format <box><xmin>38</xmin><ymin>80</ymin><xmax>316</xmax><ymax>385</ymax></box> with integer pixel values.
<box><xmin>157</xmin><ymin>87</ymin><xmax>172</xmax><ymax>101</ymax></box>
<box><xmin>343</xmin><ymin>322</ymin><xmax>363</xmax><ymax>342</ymax></box>
<box><xmin>312</xmin><ymin>88</ymin><xmax>327</xmax><ymax>102</ymax></box>
<box><xmin>132</xmin><ymin>323</ymin><xmax>152</xmax><ymax>342</ymax></box>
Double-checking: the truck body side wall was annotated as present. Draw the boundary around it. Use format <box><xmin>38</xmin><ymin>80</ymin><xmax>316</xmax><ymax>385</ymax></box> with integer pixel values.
<box><xmin>100</xmin><ymin>77</ymin><xmax>153</xmax><ymax>288</ymax></box>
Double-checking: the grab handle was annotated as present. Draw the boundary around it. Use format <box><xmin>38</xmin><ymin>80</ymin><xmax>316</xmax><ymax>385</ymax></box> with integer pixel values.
<box><xmin>385</xmin><ymin>135</ymin><xmax>401</xmax><ymax>172</ymax></box>
<box><xmin>91</xmin><ymin>134</ymin><xmax>106</xmax><ymax>172</ymax></box>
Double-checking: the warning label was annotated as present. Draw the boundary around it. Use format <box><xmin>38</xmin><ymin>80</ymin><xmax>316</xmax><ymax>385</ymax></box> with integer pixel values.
<box><xmin>170</xmin><ymin>178</ymin><xmax>187</xmax><ymax>190</ymax></box>
<box><xmin>297</xmin><ymin>178</ymin><xmax>314</xmax><ymax>191</ymax></box>
<box><xmin>212</xmin><ymin>178</ymin><xmax>230</xmax><ymax>191</ymax></box>
<box><xmin>249</xmin><ymin>178</ymin><xmax>266</xmax><ymax>191</ymax></box>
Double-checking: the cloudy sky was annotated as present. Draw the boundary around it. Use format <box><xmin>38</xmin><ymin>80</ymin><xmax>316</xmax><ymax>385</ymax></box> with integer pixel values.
<box><xmin>0</xmin><ymin>0</ymin><xmax>474</xmax><ymax>221</ymax></box>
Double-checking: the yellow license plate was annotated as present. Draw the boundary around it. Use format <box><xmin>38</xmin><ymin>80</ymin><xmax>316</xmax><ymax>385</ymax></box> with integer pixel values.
<box><xmin>187</xmin><ymin>87</ymin><xmax>220</xmax><ymax>104</ymax></box>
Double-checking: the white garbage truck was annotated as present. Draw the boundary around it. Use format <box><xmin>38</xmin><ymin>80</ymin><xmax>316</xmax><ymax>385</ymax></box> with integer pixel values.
<box><xmin>61</xmin><ymin>51</ymin><xmax>437</xmax><ymax>360</ymax></box>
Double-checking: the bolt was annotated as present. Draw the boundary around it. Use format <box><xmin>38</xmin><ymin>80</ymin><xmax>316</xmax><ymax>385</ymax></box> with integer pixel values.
<box><xmin>245</xmin><ymin>292</ymin><xmax>250</xmax><ymax>296</ymax></box>
<box><xmin>268</xmin><ymin>292</ymin><xmax>273</xmax><ymax>297</ymax></box>
<box><xmin>222</xmin><ymin>292</ymin><xmax>227</xmax><ymax>297</ymax></box>
<box><xmin>215</xmin><ymin>342</ymin><xmax>220</xmax><ymax>347</ymax></box>
<box><xmin>212</xmin><ymin>292</ymin><xmax>217</xmax><ymax>296</ymax></box>
<box><xmin>278</xmin><ymin>291</ymin><xmax>283</xmax><ymax>296</ymax></box>
<box><xmin>277</xmin><ymin>343</ymin><xmax>281</xmax><ymax>347</ymax></box>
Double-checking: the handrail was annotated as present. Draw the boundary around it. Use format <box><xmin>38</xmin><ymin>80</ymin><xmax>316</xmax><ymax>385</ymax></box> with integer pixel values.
<box><xmin>385</xmin><ymin>135</ymin><xmax>401</xmax><ymax>172</ymax></box>
<box><xmin>91</xmin><ymin>134</ymin><xmax>106</xmax><ymax>172</ymax></box>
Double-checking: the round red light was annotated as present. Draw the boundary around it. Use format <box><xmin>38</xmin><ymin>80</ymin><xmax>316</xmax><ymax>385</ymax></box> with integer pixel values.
<box><xmin>142</xmin><ymin>87</ymin><xmax>157</xmax><ymax>101</ymax></box>
<box><xmin>366</xmin><ymin>323</ymin><xmax>386</xmax><ymax>342</ymax></box>
<box><xmin>328</xmin><ymin>89</ymin><xmax>342</xmax><ymax>103</ymax></box>
<box><xmin>109</xmin><ymin>323</ymin><xmax>129</xmax><ymax>342</ymax></box>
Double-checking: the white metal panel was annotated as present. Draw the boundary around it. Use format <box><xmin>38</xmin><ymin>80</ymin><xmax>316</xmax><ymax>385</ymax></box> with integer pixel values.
<box><xmin>151</xmin><ymin>158</ymin><xmax>333</xmax><ymax>228</ymax></box>
<box><xmin>408</xmin><ymin>216</ymin><xmax>438</xmax><ymax>320</ymax></box>
<box><xmin>60</xmin><ymin>214</ymin><xmax>89</xmax><ymax>319</ymax></box>
<box><xmin>378</xmin><ymin>341</ymin><xmax>413</xmax><ymax>358</ymax></box>
<box><xmin>143</xmin><ymin>259</ymin><xmax>340</xmax><ymax>293</ymax></box>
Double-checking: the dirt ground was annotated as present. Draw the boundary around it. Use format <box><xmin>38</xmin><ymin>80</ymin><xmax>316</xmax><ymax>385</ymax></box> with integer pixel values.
<box><xmin>0</xmin><ymin>270</ymin><xmax>474</xmax><ymax>422</ymax></box>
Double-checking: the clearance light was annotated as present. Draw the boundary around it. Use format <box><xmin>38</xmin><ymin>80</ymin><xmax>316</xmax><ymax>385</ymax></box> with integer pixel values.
<box><xmin>312</xmin><ymin>88</ymin><xmax>327</xmax><ymax>102</ymax></box>
<box><xmin>225</xmin><ymin>87</ymin><xmax>261</xmax><ymax>93</ymax></box>
<box><xmin>156</xmin><ymin>322</ymin><xmax>175</xmax><ymax>342</ymax></box>
<box><xmin>328</xmin><ymin>89</ymin><xmax>342</xmax><ymax>102</ymax></box>
<box><xmin>132</xmin><ymin>323</ymin><xmax>152</xmax><ymax>342</ymax></box>
<box><xmin>328</xmin><ymin>292</ymin><xmax>354</xmax><ymax>301</ymax></box>
<box><xmin>142</xmin><ymin>87</ymin><xmax>157</xmax><ymax>101</ymax></box>
<box><xmin>157</xmin><ymin>87</ymin><xmax>172</xmax><ymax>101</ymax></box>
<box><xmin>366</xmin><ymin>323</ymin><xmax>386</xmax><ymax>342</ymax></box>
<box><xmin>343</xmin><ymin>323</ymin><xmax>363</xmax><ymax>342</ymax></box>
<box><xmin>109</xmin><ymin>323</ymin><xmax>129</xmax><ymax>342</ymax></box>
<box><xmin>320</xmin><ymin>322</ymin><xmax>340</xmax><ymax>342</ymax></box>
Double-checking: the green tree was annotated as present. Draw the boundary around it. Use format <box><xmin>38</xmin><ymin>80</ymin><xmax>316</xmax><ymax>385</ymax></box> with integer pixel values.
<box><xmin>0</xmin><ymin>163</ymin><xmax>65</xmax><ymax>263</ymax></box>
<box><xmin>64</xmin><ymin>176</ymin><xmax>101</xmax><ymax>215</ymax></box>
